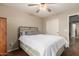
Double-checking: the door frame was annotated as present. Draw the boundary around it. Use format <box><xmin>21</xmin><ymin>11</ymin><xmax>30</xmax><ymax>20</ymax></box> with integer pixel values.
<box><xmin>67</xmin><ymin>12</ymin><xmax>79</xmax><ymax>46</ymax></box>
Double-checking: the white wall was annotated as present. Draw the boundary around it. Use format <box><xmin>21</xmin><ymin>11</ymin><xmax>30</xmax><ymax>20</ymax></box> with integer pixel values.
<box><xmin>46</xmin><ymin>18</ymin><xmax>59</xmax><ymax>35</ymax></box>
<box><xmin>0</xmin><ymin>5</ymin><xmax>43</xmax><ymax>52</ymax></box>
<box><xmin>43</xmin><ymin>7</ymin><xmax>79</xmax><ymax>45</ymax></box>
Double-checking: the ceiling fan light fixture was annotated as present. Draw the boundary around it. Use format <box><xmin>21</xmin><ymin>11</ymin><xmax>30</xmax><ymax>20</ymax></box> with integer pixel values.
<box><xmin>39</xmin><ymin>3</ymin><xmax>48</xmax><ymax>10</ymax></box>
<box><xmin>27</xmin><ymin>3</ymin><xmax>52</xmax><ymax>13</ymax></box>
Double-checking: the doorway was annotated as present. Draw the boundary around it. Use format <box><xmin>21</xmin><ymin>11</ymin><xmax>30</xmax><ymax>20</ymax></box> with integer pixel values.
<box><xmin>69</xmin><ymin>15</ymin><xmax>79</xmax><ymax>46</ymax></box>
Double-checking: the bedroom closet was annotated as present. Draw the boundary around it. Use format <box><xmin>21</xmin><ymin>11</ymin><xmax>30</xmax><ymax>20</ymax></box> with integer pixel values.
<box><xmin>0</xmin><ymin>17</ymin><xmax>7</xmax><ymax>55</ymax></box>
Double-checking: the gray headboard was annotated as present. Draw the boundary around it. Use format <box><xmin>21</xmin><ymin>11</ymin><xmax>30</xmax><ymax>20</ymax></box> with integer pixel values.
<box><xmin>18</xmin><ymin>26</ymin><xmax>39</xmax><ymax>37</ymax></box>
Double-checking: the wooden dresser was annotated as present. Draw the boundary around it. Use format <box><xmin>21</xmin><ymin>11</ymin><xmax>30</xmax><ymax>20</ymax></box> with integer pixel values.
<box><xmin>0</xmin><ymin>17</ymin><xmax>7</xmax><ymax>56</ymax></box>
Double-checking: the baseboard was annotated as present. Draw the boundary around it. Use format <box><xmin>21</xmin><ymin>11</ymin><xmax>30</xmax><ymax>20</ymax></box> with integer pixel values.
<box><xmin>7</xmin><ymin>47</ymin><xmax>19</xmax><ymax>52</ymax></box>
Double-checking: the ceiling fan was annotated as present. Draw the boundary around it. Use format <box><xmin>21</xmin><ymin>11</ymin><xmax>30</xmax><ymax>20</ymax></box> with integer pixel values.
<box><xmin>27</xmin><ymin>3</ymin><xmax>54</xmax><ymax>13</ymax></box>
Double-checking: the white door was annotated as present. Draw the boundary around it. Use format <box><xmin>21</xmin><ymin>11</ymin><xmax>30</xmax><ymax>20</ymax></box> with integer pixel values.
<box><xmin>71</xmin><ymin>23</ymin><xmax>76</xmax><ymax>38</ymax></box>
<box><xmin>46</xmin><ymin>18</ymin><xmax>59</xmax><ymax>35</ymax></box>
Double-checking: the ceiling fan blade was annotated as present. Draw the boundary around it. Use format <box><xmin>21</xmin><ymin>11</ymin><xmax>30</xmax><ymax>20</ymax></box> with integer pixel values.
<box><xmin>36</xmin><ymin>9</ymin><xmax>40</xmax><ymax>13</ymax></box>
<box><xmin>47</xmin><ymin>3</ymin><xmax>56</xmax><ymax>4</ymax></box>
<box><xmin>47</xmin><ymin>8</ymin><xmax>51</xmax><ymax>12</ymax></box>
<box><xmin>28</xmin><ymin>4</ymin><xmax>38</xmax><ymax>6</ymax></box>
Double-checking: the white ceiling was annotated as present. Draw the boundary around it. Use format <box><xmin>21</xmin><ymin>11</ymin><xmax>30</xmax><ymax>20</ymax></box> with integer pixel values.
<box><xmin>2</xmin><ymin>3</ymin><xmax>79</xmax><ymax>18</ymax></box>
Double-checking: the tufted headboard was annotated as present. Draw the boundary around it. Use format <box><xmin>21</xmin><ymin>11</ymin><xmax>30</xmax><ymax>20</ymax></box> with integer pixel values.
<box><xmin>18</xmin><ymin>26</ymin><xmax>39</xmax><ymax>37</ymax></box>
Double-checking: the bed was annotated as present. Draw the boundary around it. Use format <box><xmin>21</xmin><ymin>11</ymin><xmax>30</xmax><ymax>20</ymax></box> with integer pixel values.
<box><xmin>18</xmin><ymin>26</ymin><xmax>67</xmax><ymax>56</ymax></box>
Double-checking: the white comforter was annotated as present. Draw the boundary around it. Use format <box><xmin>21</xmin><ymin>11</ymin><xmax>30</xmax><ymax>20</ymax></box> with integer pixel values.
<box><xmin>19</xmin><ymin>34</ymin><xmax>67</xmax><ymax>56</ymax></box>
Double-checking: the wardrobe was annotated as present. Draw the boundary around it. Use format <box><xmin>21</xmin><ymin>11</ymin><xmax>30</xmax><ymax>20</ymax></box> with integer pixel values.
<box><xmin>0</xmin><ymin>17</ymin><xmax>7</xmax><ymax>55</ymax></box>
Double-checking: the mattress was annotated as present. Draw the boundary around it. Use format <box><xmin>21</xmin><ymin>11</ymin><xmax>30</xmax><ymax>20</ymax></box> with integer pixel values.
<box><xmin>19</xmin><ymin>34</ymin><xmax>67</xmax><ymax>56</ymax></box>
